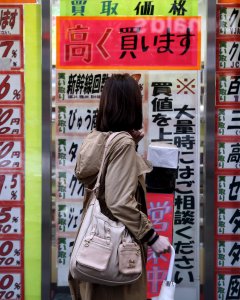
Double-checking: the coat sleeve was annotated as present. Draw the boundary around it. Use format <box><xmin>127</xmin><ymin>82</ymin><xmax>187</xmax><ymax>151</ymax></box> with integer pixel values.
<box><xmin>105</xmin><ymin>141</ymin><xmax>153</xmax><ymax>241</ymax></box>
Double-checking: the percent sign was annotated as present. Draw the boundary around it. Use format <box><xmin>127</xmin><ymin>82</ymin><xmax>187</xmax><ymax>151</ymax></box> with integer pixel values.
<box><xmin>13</xmin><ymin>89</ymin><xmax>21</xmax><ymax>100</ymax></box>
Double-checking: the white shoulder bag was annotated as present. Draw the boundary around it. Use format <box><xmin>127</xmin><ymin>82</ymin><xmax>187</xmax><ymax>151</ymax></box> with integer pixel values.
<box><xmin>70</xmin><ymin>133</ymin><xmax>142</xmax><ymax>286</ymax></box>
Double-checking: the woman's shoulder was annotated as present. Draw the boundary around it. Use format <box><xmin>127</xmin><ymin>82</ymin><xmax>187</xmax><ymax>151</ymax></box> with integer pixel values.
<box><xmin>110</xmin><ymin>131</ymin><xmax>135</xmax><ymax>149</ymax></box>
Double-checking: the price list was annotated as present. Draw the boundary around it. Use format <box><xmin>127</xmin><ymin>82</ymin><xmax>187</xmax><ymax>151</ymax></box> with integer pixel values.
<box><xmin>0</xmin><ymin>5</ymin><xmax>24</xmax><ymax>299</ymax></box>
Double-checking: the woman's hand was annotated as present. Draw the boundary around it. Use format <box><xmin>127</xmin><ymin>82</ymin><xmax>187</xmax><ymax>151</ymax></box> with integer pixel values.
<box><xmin>150</xmin><ymin>235</ymin><xmax>171</xmax><ymax>256</ymax></box>
<box><xmin>129</xmin><ymin>129</ymin><xmax>144</xmax><ymax>144</ymax></box>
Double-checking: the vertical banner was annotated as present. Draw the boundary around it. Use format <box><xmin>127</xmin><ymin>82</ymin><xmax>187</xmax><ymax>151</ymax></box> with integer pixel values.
<box><xmin>0</xmin><ymin>4</ymin><xmax>25</xmax><ymax>300</ymax></box>
<box><xmin>147</xmin><ymin>70</ymin><xmax>200</xmax><ymax>300</ymax></box>
<box><xmin>215</xmin><ymin>4</ymin><xmax>240</xmax><ymax>300</ymax></box>
<box><xmin>146</xmin><ymin>193</ymin><xmax>174</xmax><ymax>298</ymax></box>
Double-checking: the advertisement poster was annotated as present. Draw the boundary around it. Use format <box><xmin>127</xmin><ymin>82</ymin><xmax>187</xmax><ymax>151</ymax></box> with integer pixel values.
<box><xmin>56</xmin><ymin>17</ymin><xmax>201</xmax><ymax>70</ymax></box>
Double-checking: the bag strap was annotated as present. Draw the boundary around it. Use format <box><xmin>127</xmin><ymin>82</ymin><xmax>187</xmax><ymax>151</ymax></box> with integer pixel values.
<box><xmin>166</xmin><ymin>245</ymin><xmax>175</xmax><ymax>282</ymax></box>
<box><xmin>94</xmin><ymin>132</ymin><xmax>126</xmax><ymax>191</ymax></box>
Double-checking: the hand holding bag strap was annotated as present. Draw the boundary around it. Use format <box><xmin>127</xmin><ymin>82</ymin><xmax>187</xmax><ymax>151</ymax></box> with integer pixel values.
<box><xmin>166</xmin><ymin>245</ymin><xmax>175</xmax><ymax>283</ymax></box>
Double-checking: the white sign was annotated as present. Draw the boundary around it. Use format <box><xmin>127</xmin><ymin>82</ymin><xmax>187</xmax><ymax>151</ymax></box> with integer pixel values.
<box><xmin>0</xmin><ymin>239</ymin><xmax>22</xmax><ymax>267</ymax></box>
<box><xmin>218</xmin><ymin>141</ymin><xmax>240</xmax><ymax>169</ymax></box>
<box><xmin>0</xmin><ymin>173</ymin><xmax>22</xmax><ymax>201</ymax></box>
<box><xmin>57</xmin><ymin>202</ymin><xmax>83</xmax><ymax>233</ymax></box>
<box><xmin>217</xmin><ymin>175</ymin><xmax>240</xmax><ymax>202</ymax></box>
<box><xmin>0</xmin><ymin>272</ymin><xmax>23</xmax><ymax>299</ymax></box>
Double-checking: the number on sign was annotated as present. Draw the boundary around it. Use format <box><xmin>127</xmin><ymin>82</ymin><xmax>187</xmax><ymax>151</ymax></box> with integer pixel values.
<box><xmin>0</xmin><ymin>142</ymin><xmax>14</xmax><ymax>167</ymax></box>
<box><xmin>0</xmin><ymin>75</ymin><xmax>10</xmax><ymax>100</ymax></box>
<box><xmin>0</xmin><ymin>41</ymin><xmax>14</xmax><ymax>58</ymax></box>
<box><xmin>0</xmin><ymin>109</ymin><xmax>13</xmax><ymax>134</ymax></box>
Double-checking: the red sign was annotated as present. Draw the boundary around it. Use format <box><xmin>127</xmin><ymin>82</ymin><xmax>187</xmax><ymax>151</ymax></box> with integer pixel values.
<box><xmin>146</xmin><ymin>193</ymin><xmax>174</xmax><ymax>298</ymax></box>
<box><xmin>57</xmin><ymin>17</ymin><xmax>201</xmax><ymax>70</ymax></box>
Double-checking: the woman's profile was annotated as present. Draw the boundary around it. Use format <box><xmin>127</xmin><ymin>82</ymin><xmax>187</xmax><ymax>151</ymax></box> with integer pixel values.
<box><xmin>69</xmin><ymin>73</ymin><xmax>171</xmax><ymax>300</ymax></box>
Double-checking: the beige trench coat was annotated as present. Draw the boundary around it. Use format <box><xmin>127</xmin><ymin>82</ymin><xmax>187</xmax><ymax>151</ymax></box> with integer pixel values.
<box><xmin>69</xmin><ymin>130</ymin><xmax>153</xmax><ymax>300</ymax></box>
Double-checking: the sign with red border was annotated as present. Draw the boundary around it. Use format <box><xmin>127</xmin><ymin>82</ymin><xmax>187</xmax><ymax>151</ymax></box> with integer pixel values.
<box><xmin>217</xmin><ymin>38</ymin><xmax>240</xmax><ymax>71</ymax></box>
<box><xmin>216</xmin><ymin>172</ymin><xmax>240</xmax><ymax>204</ymax></box>
<box><xmin>0</xmin><ymin>38</ymin><xmax>23</xmax><ymax>70</ymax></box>
<box><xmin>0</xmin><ymin>106</ymin><xmax>24</xmax><ymax>137</ymax></box>
<box><xmin>0</xmin><ymin>205</ymin><xmax>23</xmax><ymax>235</ymax></box>
<box><xmin>0</xmin><ymin>139</ymin><xmax>24</xmax><ymax>170</ymax></box>
<box><xmin>216</xmin><ymin>140</ymin><xmax>240</xmax><ymax>170</ymax></box>
<box><xmin>0</xmin><ymin>238</ymin><xmax>24</xmax><ymax>268</ymax></box>
<box><xmin>56</xmin><ymin>16</ymin><xmax>201</xmax><ymax>70</ymax></box>
<box><xmin>0</xmin><ymin>269</ymin><xmax>24</xmax><ymax>299</ymax></box>
<box><xmin>217</xmin><ymin>4</ymin><xmax>240</xmax><ymax>37</ymax></box>
<box><xmin>0</xmin><ymin>5</ymin><xmax>23</xmax><ymax>37</ymax></box>
<box><xmin>0</xmin><ymin>72</ymin><xmax>24</xmax><ymax>104</ymax></box>
<box><xmin>216</xmin><ymin>239</ymin><xmax>240</xmax><ymax>269</ymax></box>
<box><xmin>216</xmin><ymin>72</ymin><xmax>240</xmax><ymax>104</ymax></box>
<box><xmin>216</xmin><ymin>271</ymin><xmax>240</xmax><ymax>300</ymax></box>
<box><xmin>216</xmin><ymin>107</ymin><xmax>240</xmax><ymax>137</ymax></box>
<box><xmin>0</xmin><ymin>172</ymin><xmax>24</xmax><ymax>203</ymax></box>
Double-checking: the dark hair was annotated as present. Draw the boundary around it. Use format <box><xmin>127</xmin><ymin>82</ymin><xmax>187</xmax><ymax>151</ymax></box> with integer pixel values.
<box><xmin>96</xmin><ymin>74</ymin><xmax>143</xmax><ymax>132</ymax></box>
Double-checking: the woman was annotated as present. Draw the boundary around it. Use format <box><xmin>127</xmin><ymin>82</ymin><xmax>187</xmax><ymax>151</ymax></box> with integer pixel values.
<box><xmin>69</xmin><ymin>74</ymin><xmax>171</xmax><ymax>300</ymax></box>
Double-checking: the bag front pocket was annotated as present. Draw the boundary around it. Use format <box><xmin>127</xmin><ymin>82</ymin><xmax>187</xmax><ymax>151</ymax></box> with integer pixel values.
<box><xmin>77</xmin><ymin>236</ymin><xmax>113</xmax><ymax>271</ymax></box>
<box><xmin>118</xmin><ymin>243</ymin><xmax>142</xmax><ymax>275</ymax></box>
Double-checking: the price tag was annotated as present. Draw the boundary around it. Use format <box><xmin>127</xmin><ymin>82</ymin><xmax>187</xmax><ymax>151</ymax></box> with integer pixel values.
<box><xmin>57</xmin><ymin>236</ymin><xmax>75</xmax><ymax>286</ymax></box>
<box><xmin>0</xmin><ymin>173</ymin><xmax>23</xmax><ymax>202</ymax></box>
<box><xmin>56</xmin><ymin>137</ymin><xmax>83</xmax><ymax>169</ymax></box>
<box><xmin>56</xmin><ymin>170</ymin><xmax>84</xmax><ymax>201</ymax></box>
<box><xmin>0</xmin><ymin>239</ymin><xmax>23</xmax><ymax>267</ymax></box>
<box><xmin>0</xmin><ymin>271</ymin><xmax>23</xmax><ymax>299</ymax></box>
<box><xmin>218</xmin><ymin>41</ymin><xmax>240</xmax><ymax>70</ymax></box>
<box><xmin>217</xmin><ymin>273</ymin><xmax>240</xmax><ymax>300</ymax></box>
<box><xmin>0</xmin><ymin>6</ymin><xmax>23</xmax><ymax>36</ymax></box>
<box><xmin>218</xmin><ymin>208</ymin><xmax>240</xmax><ymax>235</ymax></box>
<box><xmin>0</xmin><ymin>72</ymin><xmax>24</xmax><ymax>103</ymax></box>
<box><xmin>217</xmin><ymin>141</ymin><xmax>240</xmax><ymax>169</ymax></box>
<box><xmin>0</xmin><ymin>39</ymin><xmax>23</xmax><ymax>70</ymax></box>
<box><xmin>56</xmin><ymin>104</ymin><xmax>98</xmax><ymax>135</ymax></box>
<box><xmin>217</xmin><ymin>108</ymin><xmax>240</xmax><ymax>136</ymax></box>
<box><xmin>0</xmin><ymin>106</ymin><xmax>23</xmax><ymax>136</ymax></box>
<box><xmin>0</xmin><ymin>206</ymin><xmax>22</xmax><ymax>235</ymax></box>
<box><xmin>217</xmin><ymin>240</ymin><xmax>240</xmax><ymax>268</ymax></box>
<box><xmin>0</xmin><ymin>140</ymin><xmax>24</xmax><ymax>169</ymax></box>
<box><xmin>57</xmin><ymin>202</ymin><xmax>83</xmax><ymax>233</ymax></box>
<box><xmin>217</xmin><ymin>174</ymin><xmax>240</xmax><ymax>202</ymax></box>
